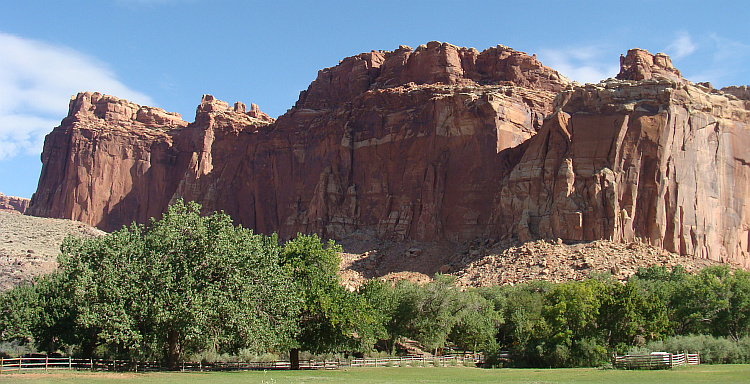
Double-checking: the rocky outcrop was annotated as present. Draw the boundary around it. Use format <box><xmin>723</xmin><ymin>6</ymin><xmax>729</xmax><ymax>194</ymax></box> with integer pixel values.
<box><xmin>27</xmin><ymin>92</ymin><xmax>273</xmax><ymax>230</ymax></box>
<box><xmin>0</xmin><ymin>193</ymin><xmax>29</xmax><ymax>214</ymax></box>
<box><xmin>498</xmin><ymin>76</ymin><xmax>750</xmax><ymax>266</ymax></box>
<box><xmin>616</xmin><ymin>48</ymin><xmax>683</xmax><ymax>83</ymax></box>
<box><xmin>722</xmin><ymin>85</ymin><xmax>750</xmax><ymax>100</ymax></box>
<box><xmin>27</xmin><ymin>44</ymin><xmax>750</xmax><ymax>268</ymax></box>
<box><xmin>295</xmin><ymin>42</ymin><xmax>568</xmax><ymax>111</ymax></box>
<box><xmin>30</xmin><ymin>43</ymin><xmax>565</xmax><ymax>239</ymax></box>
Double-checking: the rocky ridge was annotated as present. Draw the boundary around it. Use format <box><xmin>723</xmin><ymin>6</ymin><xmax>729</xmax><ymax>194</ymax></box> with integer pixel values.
<box><xmin>0</xmin><ymin>193</ymin><xmax>29</xmax><ymax>214</ymax></box>
<box><xmin>27</xmin><ymin>42</ymin><xmax>750</xmax><ymax>270</ymax></box>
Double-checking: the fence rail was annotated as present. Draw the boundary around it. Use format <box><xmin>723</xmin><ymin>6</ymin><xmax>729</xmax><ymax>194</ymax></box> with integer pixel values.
<box><xmin>613</xmin><ymin>352</ymin><xmax>700</xmax><ymax>369</ymax></box>
<box><xmin>0</xmin><ymin>354</ymin><xmax>481</xmax><ymax>373</ymax></box>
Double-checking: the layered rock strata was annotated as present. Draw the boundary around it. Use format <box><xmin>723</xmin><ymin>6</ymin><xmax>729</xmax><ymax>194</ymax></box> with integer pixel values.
<box><xmin>499</xmin><ymin>76</ymin><xmax>750</xmax><ymax>266</ymax></box>
<box><xmin>27</xmin><ymin>43</ymin><xmax>750</xmax><ymax>267</ymax></box>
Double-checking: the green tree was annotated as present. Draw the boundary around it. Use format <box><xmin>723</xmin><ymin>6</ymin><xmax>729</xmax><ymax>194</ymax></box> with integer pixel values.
<box><xmin>669</xmin><ymin>266</ymin><xmax>732</xmax><ymax>336</ymax></box>
<box><xmin>542</xmin><ymin>279</ymin><xmax>604</xmax><ymax>347</ymax></box>
<box><xmin>720</xmin><ymin>270</ymin><xmax>750</xmax><ymax>340</ymax></box>
<box><xmin>362</xmin><ymin>276</ymin><xmax>500</xmax><ymax>355</ymax></box>
<box><xmin>449</xmin><ymin>288</ymin><xmax>502</xmax><ymax>352</ymax></box>
<box><xmin>51</xmin><ymin>200</ymin><xmax>300</xmax><ymax>367</ymax></box>
<box><xmin>0</xmin><ymin>282</ymin><xmax>39</xmax><ymax>345</ymax></box>
<box><xmin>540</xmin><ymin>279</ymin><xmax>608</xmax><ymax>367</ymax></box>
<box><xmin>358</xmin><ymin>279</ymin><xmax>398</xmax><ymax>352</ymax></box>
<box><xmin>673</xmin><ymin>266</ymin><xmax>750</xmax><ymax>340</ymax></box>
<box><xmin>599</xmin><ymin>282</ymin><xmax>669</xmax><ymax>352</ymax></box>
<box><xmin>280</xmin><ymin>234</ymin><xmax>378</xmax><ymax>368</ymax></box>
<box><xmin>477</xmin><ymin>281</ymin><xmax>550</xmax><ymax>367</ymax></box>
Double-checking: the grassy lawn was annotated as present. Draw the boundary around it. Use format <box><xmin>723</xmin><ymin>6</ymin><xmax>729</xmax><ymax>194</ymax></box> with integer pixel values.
<box><xmin>1</xmin><ymin>365</ymin><xmax>749</xmax><ymax>384</ymax></box>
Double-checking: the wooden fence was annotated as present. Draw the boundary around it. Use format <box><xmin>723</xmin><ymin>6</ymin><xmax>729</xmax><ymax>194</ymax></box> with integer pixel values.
<box><xmin>0</xmin><ymin>354</ymin><xmax>481</xmax><ymax>373</ymax></box>
<box><xmin>613</xmin><ymin>352</ymin><xmax>700</xmax><ymax>369</ymax></box>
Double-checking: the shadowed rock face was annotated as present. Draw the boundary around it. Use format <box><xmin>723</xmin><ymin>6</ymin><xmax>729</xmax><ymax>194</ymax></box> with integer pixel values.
<box><xmin>27</xmin><ymin>44</ymin><xmax>750</xmax><ymax>267</ymax></box>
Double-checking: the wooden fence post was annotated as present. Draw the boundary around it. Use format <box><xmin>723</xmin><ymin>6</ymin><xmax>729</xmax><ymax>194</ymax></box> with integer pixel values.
<box><xmin>68</xmin><ymin>356</ymin><xmax>72</xmax><ymax>370</ymax></box>
<box><xmin>1</xmin><ymin>356</ymin><xmax>3</xmax><ymax>374</ymax></box>
<box><xmin>45</xmin><ymin>355</ymin><xmax>49</xmax><ymax>371</ymax></box>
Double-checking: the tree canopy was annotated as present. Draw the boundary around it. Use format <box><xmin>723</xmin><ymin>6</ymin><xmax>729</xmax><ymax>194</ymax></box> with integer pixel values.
<box><xmin>2</xmin><ymin>201</ymin><xmax>301</xmax><ymax>367</ymax></box>
<box><xmin>2</xmin><ymin>204</ymin><xmax>750</xmax><ymax>369</ymax></box>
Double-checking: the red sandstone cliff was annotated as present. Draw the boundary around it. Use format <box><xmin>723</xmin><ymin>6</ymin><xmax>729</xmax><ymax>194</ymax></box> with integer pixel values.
<box><xmin>0</xmin><ymin>193</ymin><xmax>29</xmax><ymax>214</ymax></box>
<box><xmin>27</xmin><ymin>43</ymin><xmax>750</xmax><ymax>267</ymax></box>
<box><xmin>499</xmin><ymin>75</ymin><xmax>750</xmax><ymax>266</ymax></box>
<box><xmin>27</xmin><ymin>92</ymin><xmax>273</xmax><ymax>230</ymax></box>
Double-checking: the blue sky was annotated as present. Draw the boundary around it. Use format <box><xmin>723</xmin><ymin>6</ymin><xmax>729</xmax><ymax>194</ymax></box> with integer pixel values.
<box><xmin>1</xmin><ymin>0</ymin><xmax>749</xmax><ymax>198</ymax></box>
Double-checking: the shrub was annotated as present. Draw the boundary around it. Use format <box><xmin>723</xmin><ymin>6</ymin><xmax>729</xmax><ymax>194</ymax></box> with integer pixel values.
<box><xmin>0</xmin><ymin>340</ymin><xmax>37</xmax><ymax>358</ymax></box>
<box><xmin>573</xmin><ymin>338</ymin><xmax>609</xmax><ymax>367</ymax></box>
<box><xmin>237</xmin><ymin>349</ymin><xmax>279</xmax><ymax>363</ymax></box>
<box><xmin>191</xmin><ymin>350</ymin><xmax>239</xmax><ymax>364</ymax></box>
<box><xmin>645</xmin><ymin>335</ymin><xmax>750</xmax><ymax>364</ymax></box>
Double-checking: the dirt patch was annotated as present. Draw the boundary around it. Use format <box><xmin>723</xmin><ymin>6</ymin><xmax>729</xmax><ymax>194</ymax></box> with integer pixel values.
<box><xmin>0</xmin><ymin>211</ymin><xmax>105</xmax><ymax>290</ymax></box>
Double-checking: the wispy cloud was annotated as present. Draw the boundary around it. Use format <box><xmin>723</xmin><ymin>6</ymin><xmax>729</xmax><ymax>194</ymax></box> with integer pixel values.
<box><xmin>680</xmin><ymin>33</ymin><xmax>750</xmax><ymax>86</ymax></box>
<box><xmin>537</xmin><ymin>46</ymin><xmax>620</xmax><ymax>84</ymax></box>
<box><xmin>0</xmin><ymin>32</ymin><xmax>153</xmax><ymax>160</ymax></box>
<box><xmin>666</xmin><ymin>32</ymin><xmax>697</xmax><ymax>60</ymax></box>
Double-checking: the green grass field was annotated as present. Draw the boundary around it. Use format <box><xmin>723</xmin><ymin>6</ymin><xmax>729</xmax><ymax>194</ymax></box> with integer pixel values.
<box><xmin>1</xmin><ymin>365</ymin><xmax>749</xmax><ymax>384</ymax></box>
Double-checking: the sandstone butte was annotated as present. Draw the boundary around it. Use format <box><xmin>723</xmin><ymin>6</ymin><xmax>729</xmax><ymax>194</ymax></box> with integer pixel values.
<box><xmin>0</xmin><ymin>193</ymin><xmax>29</xmax><ymax>214</ymax></box>
<box><xmin>26</xmin><ymin>42</ymin><xmax>750</xmax><ymax>268</ymax></box>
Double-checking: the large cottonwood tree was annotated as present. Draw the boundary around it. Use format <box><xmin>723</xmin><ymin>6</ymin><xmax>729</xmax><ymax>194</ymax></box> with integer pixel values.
<box><xmin>30</xmin><ymin>200</ymin><xmax>301</xmax><ymax>367</ymax></box>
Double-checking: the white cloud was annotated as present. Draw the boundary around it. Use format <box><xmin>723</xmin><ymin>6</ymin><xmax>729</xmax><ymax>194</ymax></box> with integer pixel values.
<box><xmin>537</xmin><ymin>46</ymin><xmax>620</xmax><ymax>84</ymax></box>
<box><xmin>0</xmin><ymin>32</ymin><xmax>153</xmax><ymax>160</ymax></box>
<box><xmin>681</xmin><ymin>33</ymin><xmax>750</xmax><ymax>86</ymax></box>
<box><xmin>666</xmin><ymin>32</ymin><xmax>697</xmax><ymax>59</ymax></box>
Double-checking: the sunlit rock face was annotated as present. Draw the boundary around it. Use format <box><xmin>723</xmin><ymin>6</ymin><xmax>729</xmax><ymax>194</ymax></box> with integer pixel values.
<box><xmin>0</xmin><ymin>193</ymin><xmax>29</xmax><ymax>214</ymax></box>
<box><xmin>28</xmin><ymin>44</ymin><xmax>750</xmax><ymax>267</ymax></box>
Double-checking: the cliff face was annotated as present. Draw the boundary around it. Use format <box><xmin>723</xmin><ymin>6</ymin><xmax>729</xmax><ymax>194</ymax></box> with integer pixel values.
<box><xmin>27</xmin><ymin>92</ymin><xmax>273</xmax><ymax>230</ymax></box>
<box><xmin>0</xmin><ymin>193</ymin><xmax>29</xmax><ymax>214</ymax></box>
<box><xmin>27</xmin><ymin>43</ymin><xmax>750</xmax><ymax>267</ymax></box>
<box><xmin>500</xmin><ymin>76</ymin><xmax>750</xmax><ymax>266</ymax></box>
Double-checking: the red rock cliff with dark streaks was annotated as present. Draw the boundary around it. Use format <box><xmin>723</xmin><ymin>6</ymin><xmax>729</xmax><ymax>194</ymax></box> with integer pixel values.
<box><xmin>27</xmin><ymin>44</ymin><xmax>750</xmax><ymax>267</ymax></box>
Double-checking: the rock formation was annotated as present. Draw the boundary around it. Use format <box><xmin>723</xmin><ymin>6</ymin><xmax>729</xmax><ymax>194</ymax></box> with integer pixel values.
<box><xmin>0</xmin><ymin>193</ymin><xmax>29</xmax><ymax>214</ymax></box>
<box><xmin>27</xmin><ymin>92</ymin><xmax>274</xmax><ymax>231</ymax></box>
<box><xmin>499</xmin><ymin>75</ymin><xmax>750</xmax><ymax>266</ymax></box>
<box><xmin>27</xmin><ymin>43</ymin><xmax>750</xmax><ymax>267</ymax></box>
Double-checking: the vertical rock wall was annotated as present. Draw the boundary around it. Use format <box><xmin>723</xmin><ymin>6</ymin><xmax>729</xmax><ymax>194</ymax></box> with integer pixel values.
<box><xmin>26</xmin><ymin>45</ymin><xmax>750</xmax><ymax>267</ymax></box>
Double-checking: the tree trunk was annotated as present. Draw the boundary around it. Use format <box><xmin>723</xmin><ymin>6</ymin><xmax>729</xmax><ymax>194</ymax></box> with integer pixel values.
<box><xmin>167</xmin><ymin>329</ymin><xmax>180</xmax><ymax>370</ymax></box>
<box><xmin>290</xmin><ymin>348</ymin><xmax>300</xmax><ymax>370</ymax></box>
<box><xmin>81</xmin><ymin>340</ymin><xmax>96</xmax><ymax>359</ymax></box>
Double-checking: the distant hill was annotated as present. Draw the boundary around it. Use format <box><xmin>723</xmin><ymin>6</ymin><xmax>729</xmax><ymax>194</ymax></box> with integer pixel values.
<box><xmin>0</xmin><ymin>211</ymin><xmax>104</xmax><ymax>290</ymax></box>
